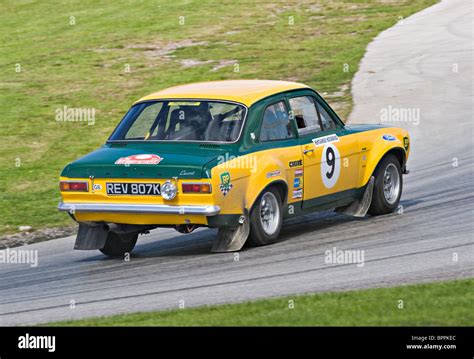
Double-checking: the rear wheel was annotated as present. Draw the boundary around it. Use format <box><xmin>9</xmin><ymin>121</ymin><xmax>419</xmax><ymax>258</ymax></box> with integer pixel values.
<box><xmin>368</xmin><ymin>154</ymin><xmax>403</xmax><ymax>215</ymax></box>
<box><xmin>100</xmin><ymin>232</ymin><xmax>138</xmax><ymax>257</ymax></box>
<box><xmin>247</xmin><ymin>187</ymin><xmax>283</xmax><ymax>247</ymax></box>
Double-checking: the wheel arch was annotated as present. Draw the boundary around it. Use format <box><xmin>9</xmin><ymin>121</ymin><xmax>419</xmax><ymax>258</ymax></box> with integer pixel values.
<box><xmin>361</xmin><ymin>146</ymin><xmax>406</xmax><ymax>187</ymax></box>
<box><xmin>378</xmin><ymin>147</ymin><xmax>405</xmax><ymax>171</ymax></box>
<box><xmin>247</xmin><ymin>180</ymin><xmax>288</xmax><ymax>212</ymax></box>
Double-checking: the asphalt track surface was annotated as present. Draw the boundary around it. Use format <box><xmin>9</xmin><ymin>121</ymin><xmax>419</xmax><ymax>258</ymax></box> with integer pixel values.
<box><xmin>0</xmin><ymin>0</ymin><xmax>472</xmax><ymax>325</ymax></box>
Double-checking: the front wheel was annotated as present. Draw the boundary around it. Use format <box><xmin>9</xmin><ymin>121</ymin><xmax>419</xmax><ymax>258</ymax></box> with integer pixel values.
<box><xmin>100</xmin><ymin>232</ymin><xmax>138</xmax><ymax>257</ymax></box>
<box><xmin>368</xmin><ymin>154</ymin><xmax>403</xmax><ymax>215</ymax></box>
<box><xmin>247</xmin><ymin>187</ymin><xmax>283</xmax><ymax>247</ymax></box>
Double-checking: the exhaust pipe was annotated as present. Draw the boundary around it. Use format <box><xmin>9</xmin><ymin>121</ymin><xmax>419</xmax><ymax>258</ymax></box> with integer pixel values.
<box><xmin>175</xmin><ymin>224</ymin><xmax>198</xmax><ymax>234</ymax></box>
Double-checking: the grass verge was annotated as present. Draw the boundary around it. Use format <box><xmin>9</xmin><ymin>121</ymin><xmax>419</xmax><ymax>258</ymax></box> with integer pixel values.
<box><xmin>50</xmin><ymin>278</ymin><xmax>473</xmax><ymax>326</ymax></box>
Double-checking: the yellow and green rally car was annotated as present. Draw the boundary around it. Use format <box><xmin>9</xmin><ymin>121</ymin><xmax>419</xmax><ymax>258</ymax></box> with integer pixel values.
<box><xmin>58</xmin><ymin>80</ymin><xmax>410</xmax><ymax>257</ymax></box>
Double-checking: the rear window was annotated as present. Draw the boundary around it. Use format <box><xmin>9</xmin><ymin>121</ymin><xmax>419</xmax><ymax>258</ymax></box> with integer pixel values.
<box><xmin>109</xmin><ymin>100</ymin><xmax>247</xmax><ymax>142</ymax></box>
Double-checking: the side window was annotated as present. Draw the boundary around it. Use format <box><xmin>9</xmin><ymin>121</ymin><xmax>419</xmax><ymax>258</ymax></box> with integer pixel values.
<box><xmin>316</xmin><ymin>102</ymin><xmax>338</xmax><ymax>131</ymax></box>
<box><xmin>289</xmin><ymin>96</ymin><xmax>321</xmax><ymax>134</ymax></box>
<box><xmin>260</xmin><ymin>101</ymin><xmax>294</xmax><ymax>141</ymax></box>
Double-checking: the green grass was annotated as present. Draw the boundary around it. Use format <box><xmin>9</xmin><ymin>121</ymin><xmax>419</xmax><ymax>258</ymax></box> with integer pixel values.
<box><xmin>0</xmin><ymin>0</ymin><xmax>438</xmax><ymax>235</ymax></box>
<box><xmin>51</xmin><ymin>279</ymin><xmax>473</xmax><ymax>326</ymax></box>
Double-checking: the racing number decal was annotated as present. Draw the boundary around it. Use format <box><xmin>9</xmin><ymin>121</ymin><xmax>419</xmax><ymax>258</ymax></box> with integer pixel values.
<box><xmin>325</xmin><ymin>147</ymin><xmax>336</xmax><ymax>178</ymax></box>
<box><xmin>321</xmin><ymin>143</ymin><xmax>340</xmax><ymax>189</ymax></box>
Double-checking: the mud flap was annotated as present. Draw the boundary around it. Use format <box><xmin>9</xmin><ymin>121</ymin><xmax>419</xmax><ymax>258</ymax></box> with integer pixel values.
<box><xmin>211</xmin><ymin>212</ymin><xmax>250</xmax><ymax>253</ymax></box>
<box><xmin>336</xmin><ymin>176</ymin><xmax>375</xmax><ymax>218</ymax></box>
<box><xmin>74</xmin><ymin>223</ymin><xmax>109</xmax><ymax>250</ymax></box>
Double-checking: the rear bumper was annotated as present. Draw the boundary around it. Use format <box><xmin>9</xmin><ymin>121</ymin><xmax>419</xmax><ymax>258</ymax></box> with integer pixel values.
<box><xmin>58</xmin><ymin>202</ymin><xmax>221</xmax><ymax>216</ymax></box>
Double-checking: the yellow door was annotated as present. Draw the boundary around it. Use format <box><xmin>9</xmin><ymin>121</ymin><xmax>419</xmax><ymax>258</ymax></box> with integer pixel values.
<box><xmin>301</xmin><ymin>129</ymin><xmax>360</xmax><ymax>207</ymax></box>
<box><xmin>287</xmin><ymin>94</ymin><xmax>360</xmax><ymax>208</ymax></box>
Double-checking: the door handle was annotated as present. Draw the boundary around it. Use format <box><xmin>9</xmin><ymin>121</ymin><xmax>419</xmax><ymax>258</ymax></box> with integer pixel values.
<box><xmin>303</xmin><ymin>148</ymin><xmax>314</xmax><ymax>155</ymax></box>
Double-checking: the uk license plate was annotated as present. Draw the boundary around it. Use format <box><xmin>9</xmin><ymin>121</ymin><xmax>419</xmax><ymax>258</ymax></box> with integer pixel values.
<box><xmin>106</xmin><ymin>182</ymin><xmax>161</xmax><ymax>195</ymax></box>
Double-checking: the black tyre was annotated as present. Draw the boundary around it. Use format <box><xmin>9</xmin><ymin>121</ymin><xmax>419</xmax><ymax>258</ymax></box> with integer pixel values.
<box><xmin>100</xmin><ymin>232</ymin><xmax>138</xmax><ymax>257</ymax></box>
<box><xmin>368</xmin><ymin>154</ymin><xmax>403</xmax><ymax>215</ymax></box>
<box><xmin>247</xmin><ymin>187</ymin><xmax>283</xmax><ymax>247</ymax></box>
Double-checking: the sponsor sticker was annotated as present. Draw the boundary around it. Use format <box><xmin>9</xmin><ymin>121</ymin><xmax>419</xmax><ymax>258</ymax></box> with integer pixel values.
<box><xmin>403</xmin><ymin>136</ymin><xmax>409</xmax><ymax>150</ymax></box>
<box><xmin>115</xmin><ymin>154</ymin><xmax>163</xmax><ymax>165</ymax></box>
<box><xmin>382</xmin><ymin>134</ymin><xmax>396</xmax><ymax>141</ymax></box>
<box><xmin>219</xmin><ymin>172</ymin><xmax>233</xmax><ymax>196</ymax></box>
<box><xmin>294</xmin><ymin>168</ymin><xmax>303</xmax><ymax>177</ymax></box>
<box><xmin>292</xmin><ymin>188</ymin><xmax>303</xmax><ymax>199</ymax></box>
<box><xmin>289</xmin><ymin>159</ymin><xmax>303</xmax><ymax>168</ymax></box>
<box><xmin>312</xmin><ymin>134</ymin><xmax>339</xmax><ymax>147</ymax></box>
<box><xmin>293</xmin><ymin>177</ymin><xmax>301</xmax><ymax>188</ymax></box>
<box><xmin>266</xmin><ymin>170</ymin><xmax>281</xmax><ymax>178</ymax></box>
<box><xmin>169</xmin><ymin>101</ymin><xmax>201</xmax><ymax>106</ymax></box>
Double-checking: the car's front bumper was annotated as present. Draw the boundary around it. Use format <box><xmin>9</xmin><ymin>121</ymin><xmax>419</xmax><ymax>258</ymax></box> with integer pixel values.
<box><xmin>57</xmin><ymin>202</ymin><xmax>221</xmax><ymax>216</ymax></box>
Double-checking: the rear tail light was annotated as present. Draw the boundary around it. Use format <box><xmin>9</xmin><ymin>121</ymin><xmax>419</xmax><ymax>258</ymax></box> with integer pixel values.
<box><xmin>182</xmin><ymin>183</ymin><xmax>212</xmax><ymax>194</ymax></box>
<box><xmin>60</xmin><ymin>181</ymin><xmax>89</xmax><ymax>192</ymax></box>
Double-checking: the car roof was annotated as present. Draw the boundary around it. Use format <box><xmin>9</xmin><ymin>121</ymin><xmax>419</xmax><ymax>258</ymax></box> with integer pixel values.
<box><xmin>135</xmin><ymin>80</ymin><xmax>310</xmax><ymax>107</ymax></box>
